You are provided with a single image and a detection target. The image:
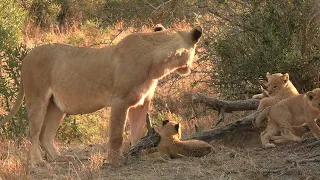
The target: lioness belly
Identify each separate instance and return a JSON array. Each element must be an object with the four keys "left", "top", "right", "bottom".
[{"left": 52, "top": 92, "right": 110, "bottom": 115}]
